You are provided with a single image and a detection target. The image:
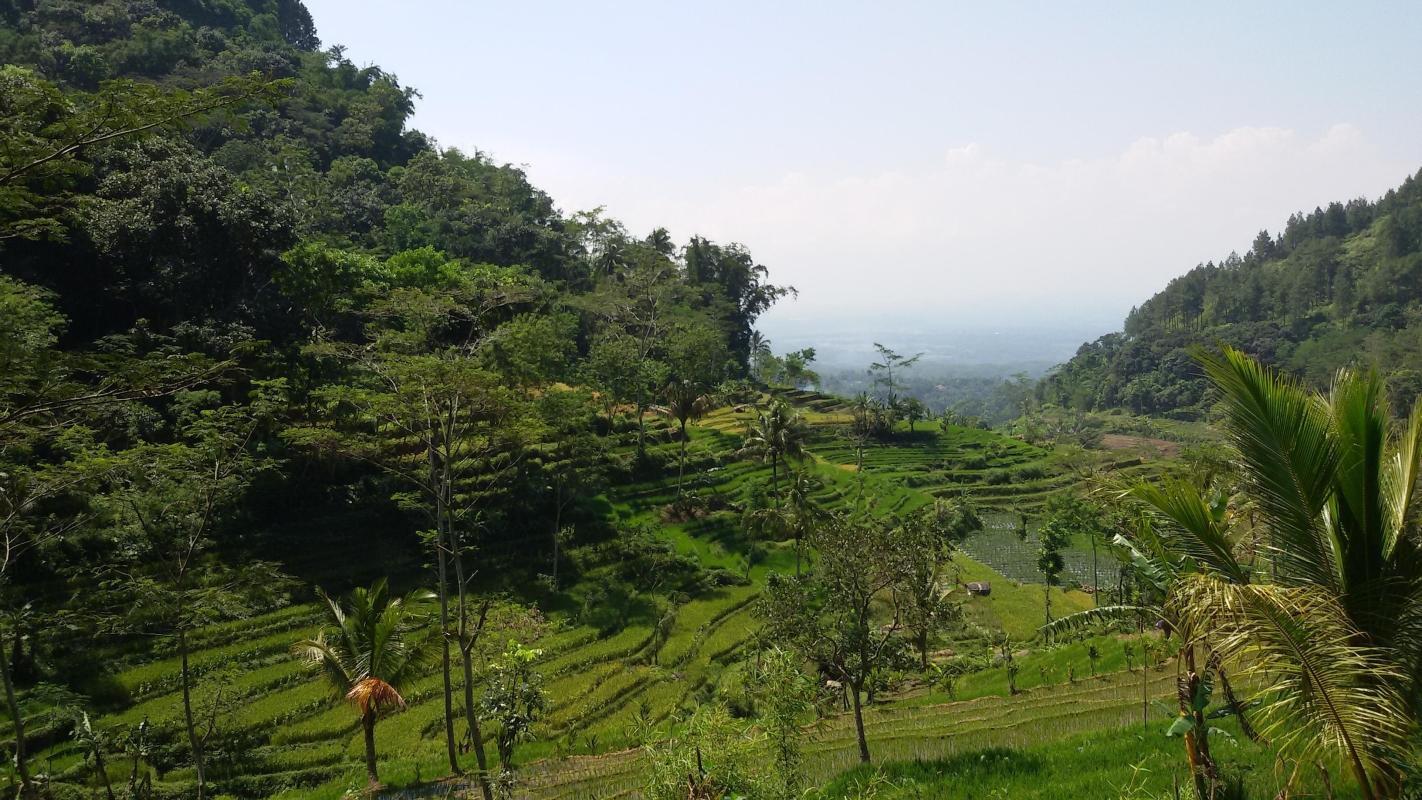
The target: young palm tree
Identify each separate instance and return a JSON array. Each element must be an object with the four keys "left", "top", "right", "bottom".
[
  {"left": 1077, "top": 348, "right": 1422, "bottom": 799},
  {"left": 1181, "top": 347, "right": 1422, "bottom": 800},
  {"left": 741, "top": 400, "right": 808, "bottom": 505},
  {"left": 1047, "top": 486, "right": 1255, "bottom": 799},
  {"left": 293, "top": 580, "right": 432, "bottom": 788},
  {"left": 745, "top": 469, "right": 826, "bottom": 575},
  {"left": 663, "top": 379, "right": 716, "bottom": 492}
]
